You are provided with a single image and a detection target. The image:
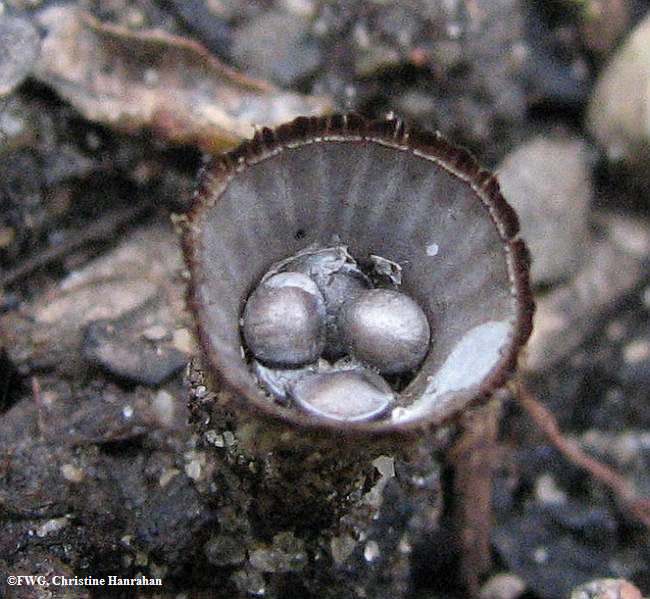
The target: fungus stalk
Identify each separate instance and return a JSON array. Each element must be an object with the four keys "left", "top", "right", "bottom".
[{"left": 182, "top": 114, "right": 534, "bottom": 596}]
